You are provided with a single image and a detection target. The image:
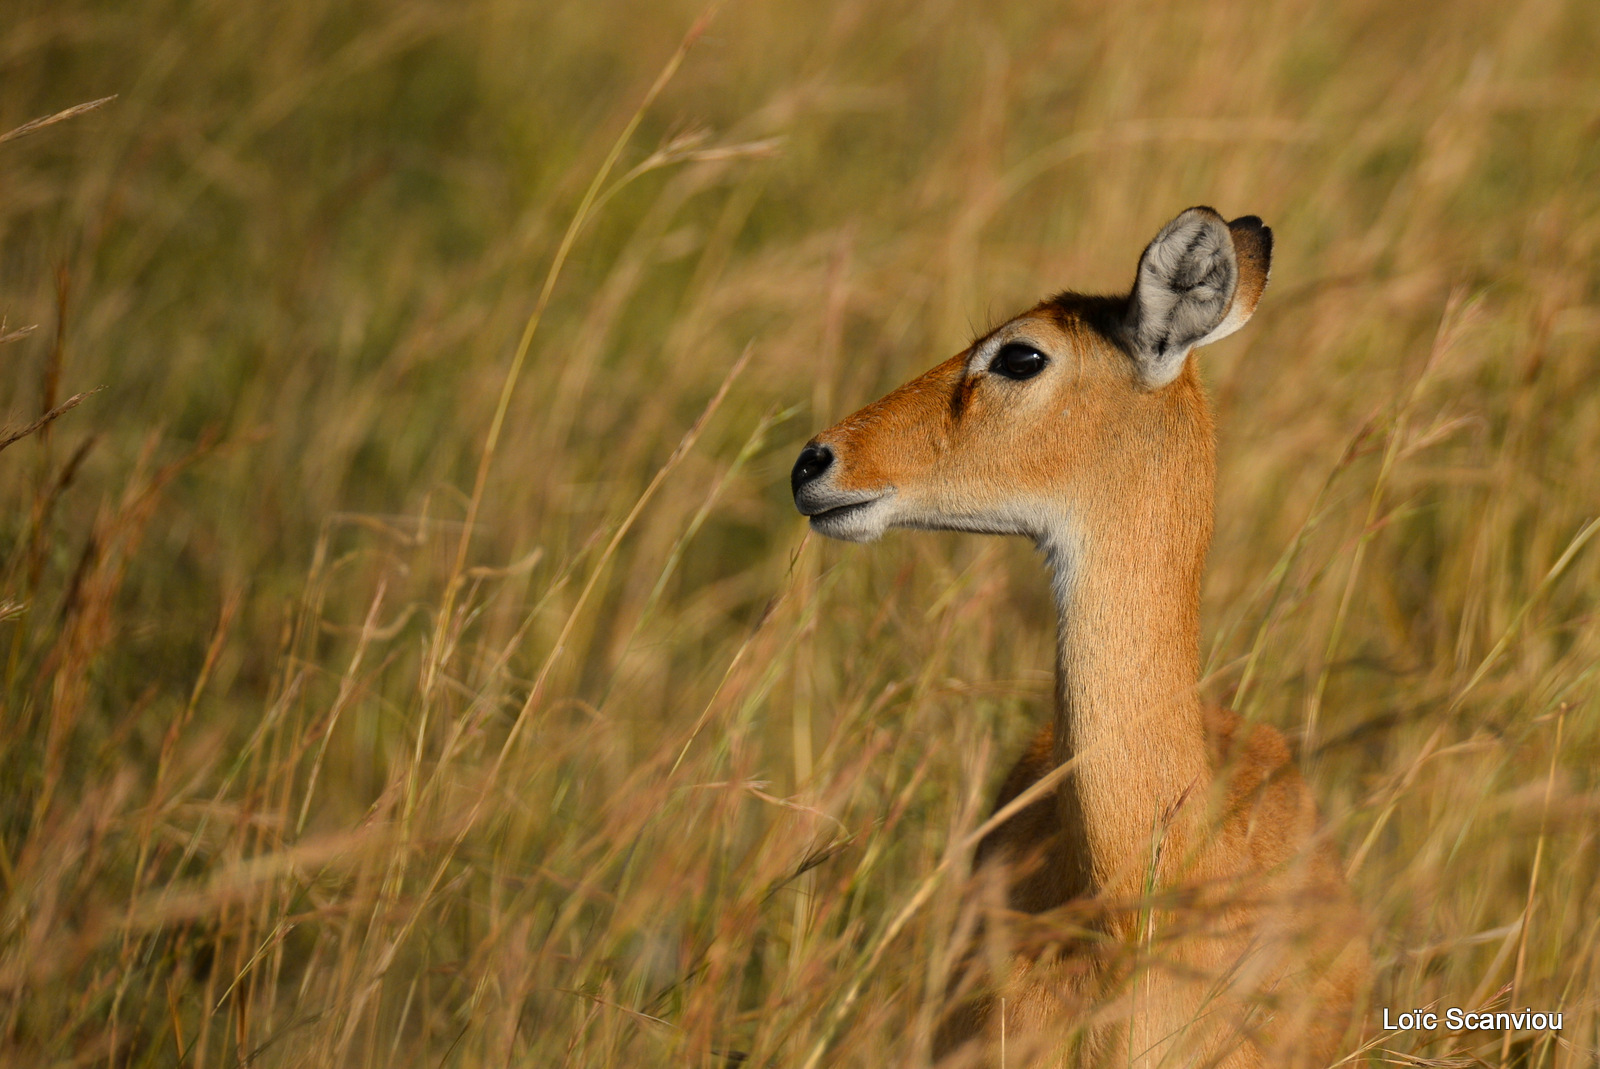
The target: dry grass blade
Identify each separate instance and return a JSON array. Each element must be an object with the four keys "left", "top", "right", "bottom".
[
  {"left": 0, "top": 322, "right": 39, "bottom": 346},
  {"left": 0, "top": 387, "right": 100, "bottom": 454},
  {"left": 0, "top": 94, "right": 116, "bottom": 146},
  {"left": 1375, "top": 1051, "right": 1478, "bottom": 1068}
]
